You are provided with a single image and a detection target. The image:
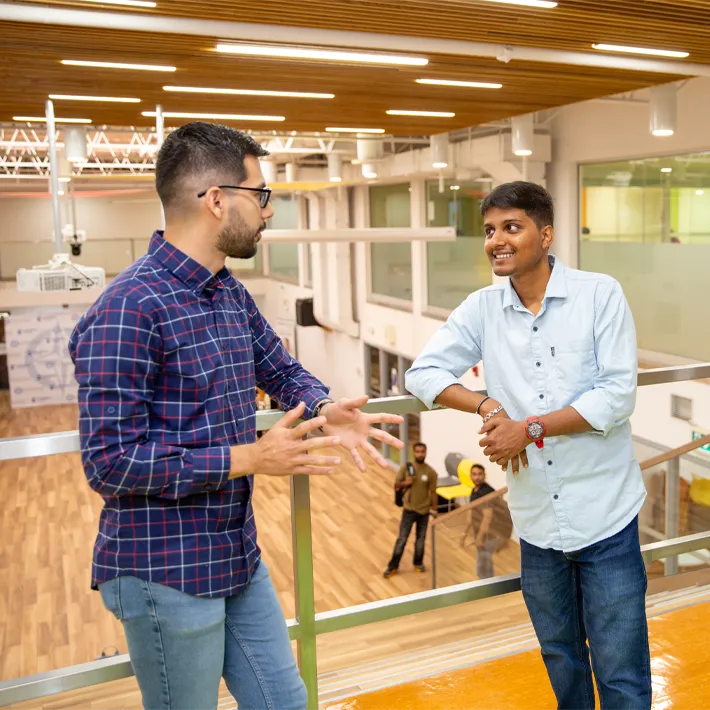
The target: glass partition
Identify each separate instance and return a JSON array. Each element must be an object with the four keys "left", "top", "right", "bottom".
[
  {"left": 268, "top": 194, "right": 299, "bottom": 283},
  {"left": 426, "top": 179, "right": 492, "bottom": 311},
  {"left": 369, "top": 184, "right": 412, "bottom": 303},
  {"left": 579, "top": 153, "right": 710, "bottom": 360}
]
